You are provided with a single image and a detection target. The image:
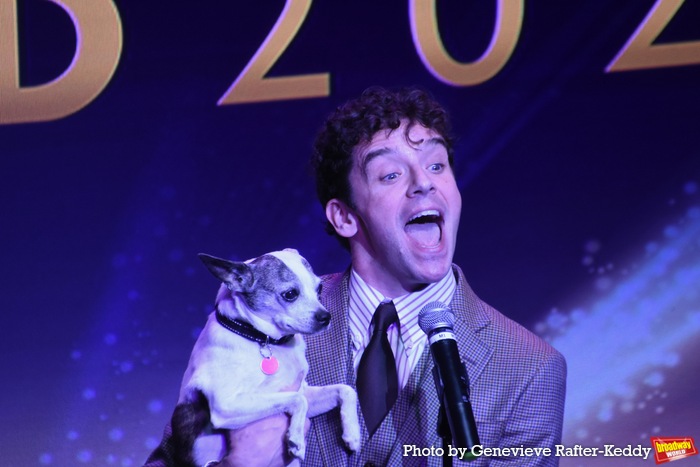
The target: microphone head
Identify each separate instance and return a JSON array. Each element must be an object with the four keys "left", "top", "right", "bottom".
[{"left": 418, "top": 302, "right": 456, "bottom": 334}]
